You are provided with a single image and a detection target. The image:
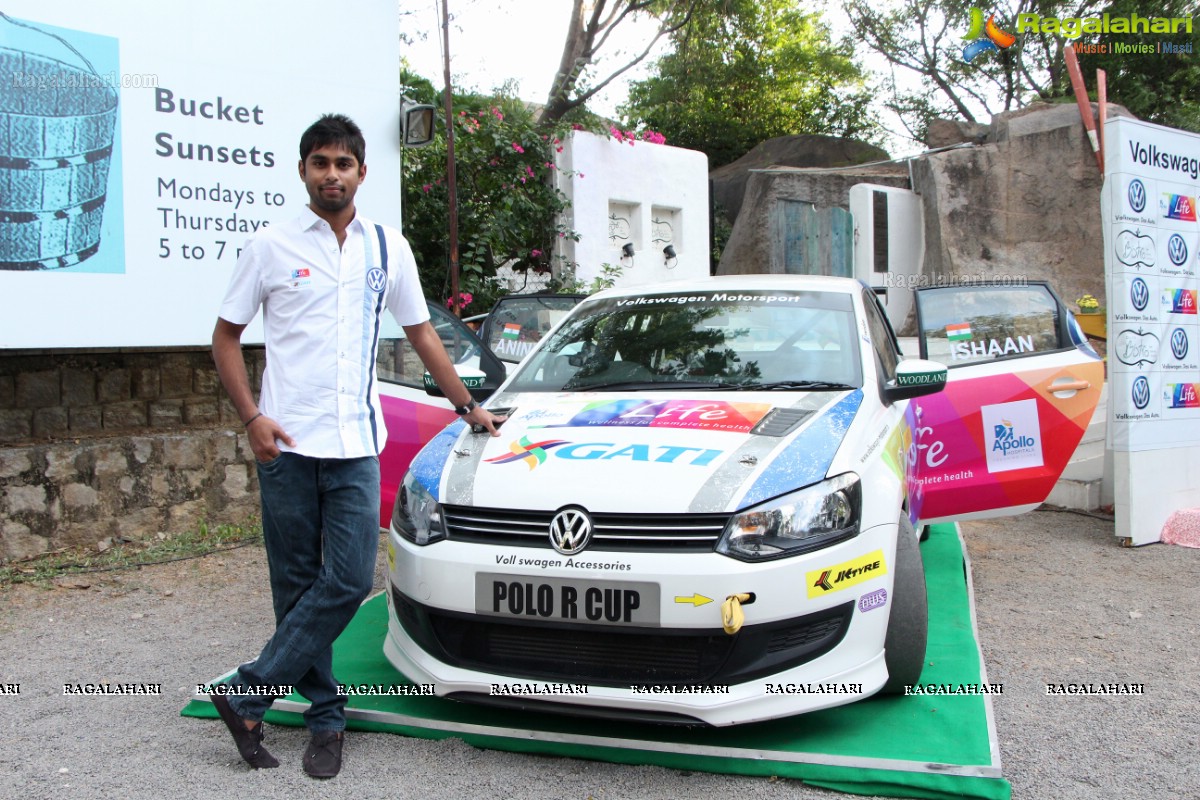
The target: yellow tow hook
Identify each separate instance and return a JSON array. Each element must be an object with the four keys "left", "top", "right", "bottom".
[{"left": 721, "top": 593, "right": 755, "bottom": 635}]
